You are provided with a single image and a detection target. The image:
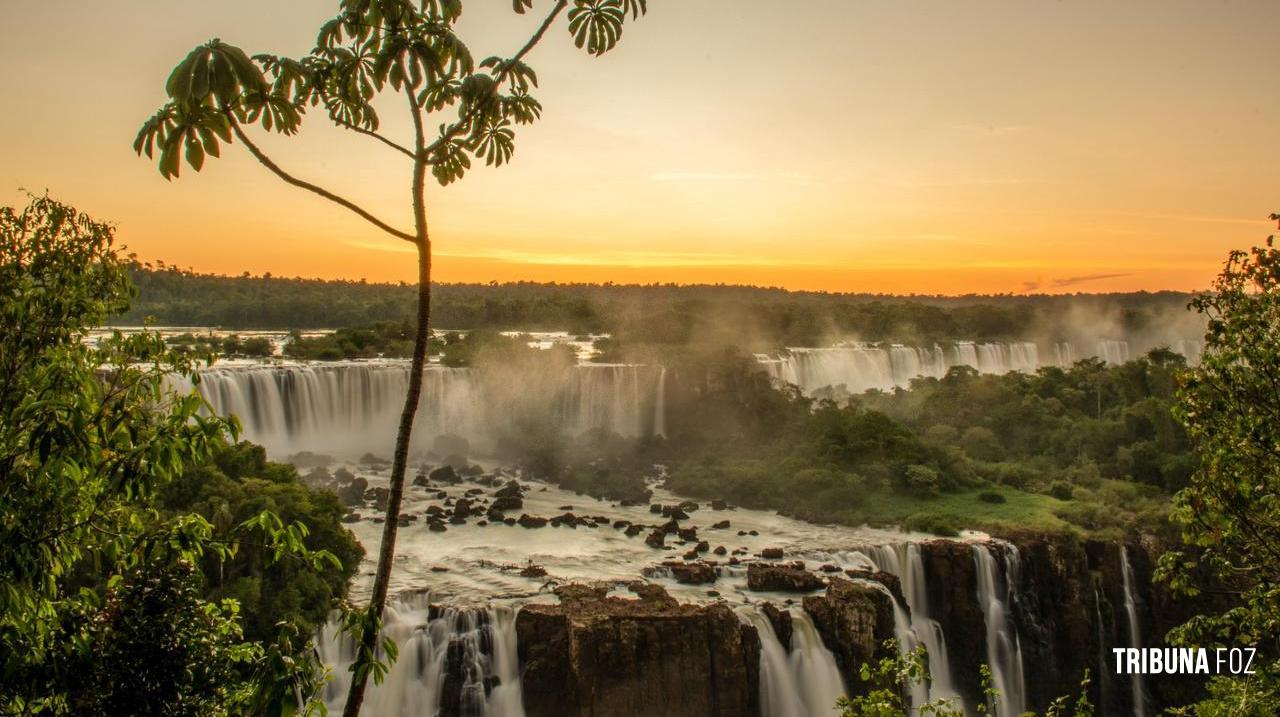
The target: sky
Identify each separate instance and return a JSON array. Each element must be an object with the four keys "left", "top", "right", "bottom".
[{"left": 2, "top": 0, "right": 1277, "bottom": 295}]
